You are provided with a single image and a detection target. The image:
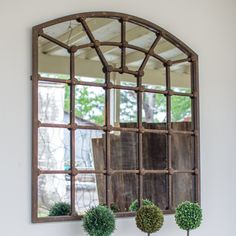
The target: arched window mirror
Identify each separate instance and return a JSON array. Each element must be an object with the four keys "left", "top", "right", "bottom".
[{"left": 32, "top": 12, "right": 200, "bottom": 223}]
